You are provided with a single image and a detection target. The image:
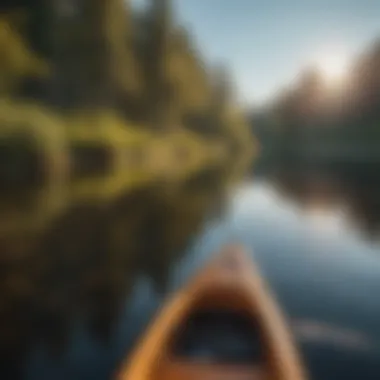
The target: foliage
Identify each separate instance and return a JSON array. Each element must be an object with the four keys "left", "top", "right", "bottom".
[
  {"left": 64, "top": 110, "right": 150, "bottom": 146},
  {"left": 0, "top": 15, "right": 48, "bottom": 95},
  {"left": 0, "top": 0, "right": 255, "bottom": 193},
  {"left": 252, "top": 38, "right": 380, "bottom": 151},
  {"left": 0, "top": 1, "right": 252, "bottom": 147},
  {"left": 0, "top": 98, "right": 65, "bottom": 152}
]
